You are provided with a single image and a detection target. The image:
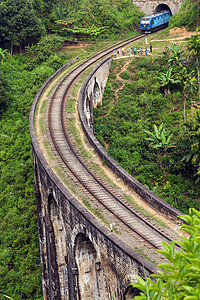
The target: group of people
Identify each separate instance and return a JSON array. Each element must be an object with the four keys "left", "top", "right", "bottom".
[
  {"left": 139, "top": 44, "right": 153, "bottom": 57},
  {"left": 113, "top": 47, "right": 132, "bottom": 58},
  {"left": 113, "top": 44, "right": 152, "bottom": 58},
  {"left": 135, "top": 44, "right": 153, "bottom": 57}
]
